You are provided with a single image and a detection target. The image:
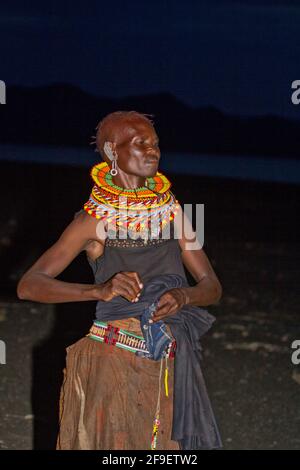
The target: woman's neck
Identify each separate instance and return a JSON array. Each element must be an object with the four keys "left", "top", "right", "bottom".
[{"left": 112, "top": 173, "right": 147, "bottom": 189}]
